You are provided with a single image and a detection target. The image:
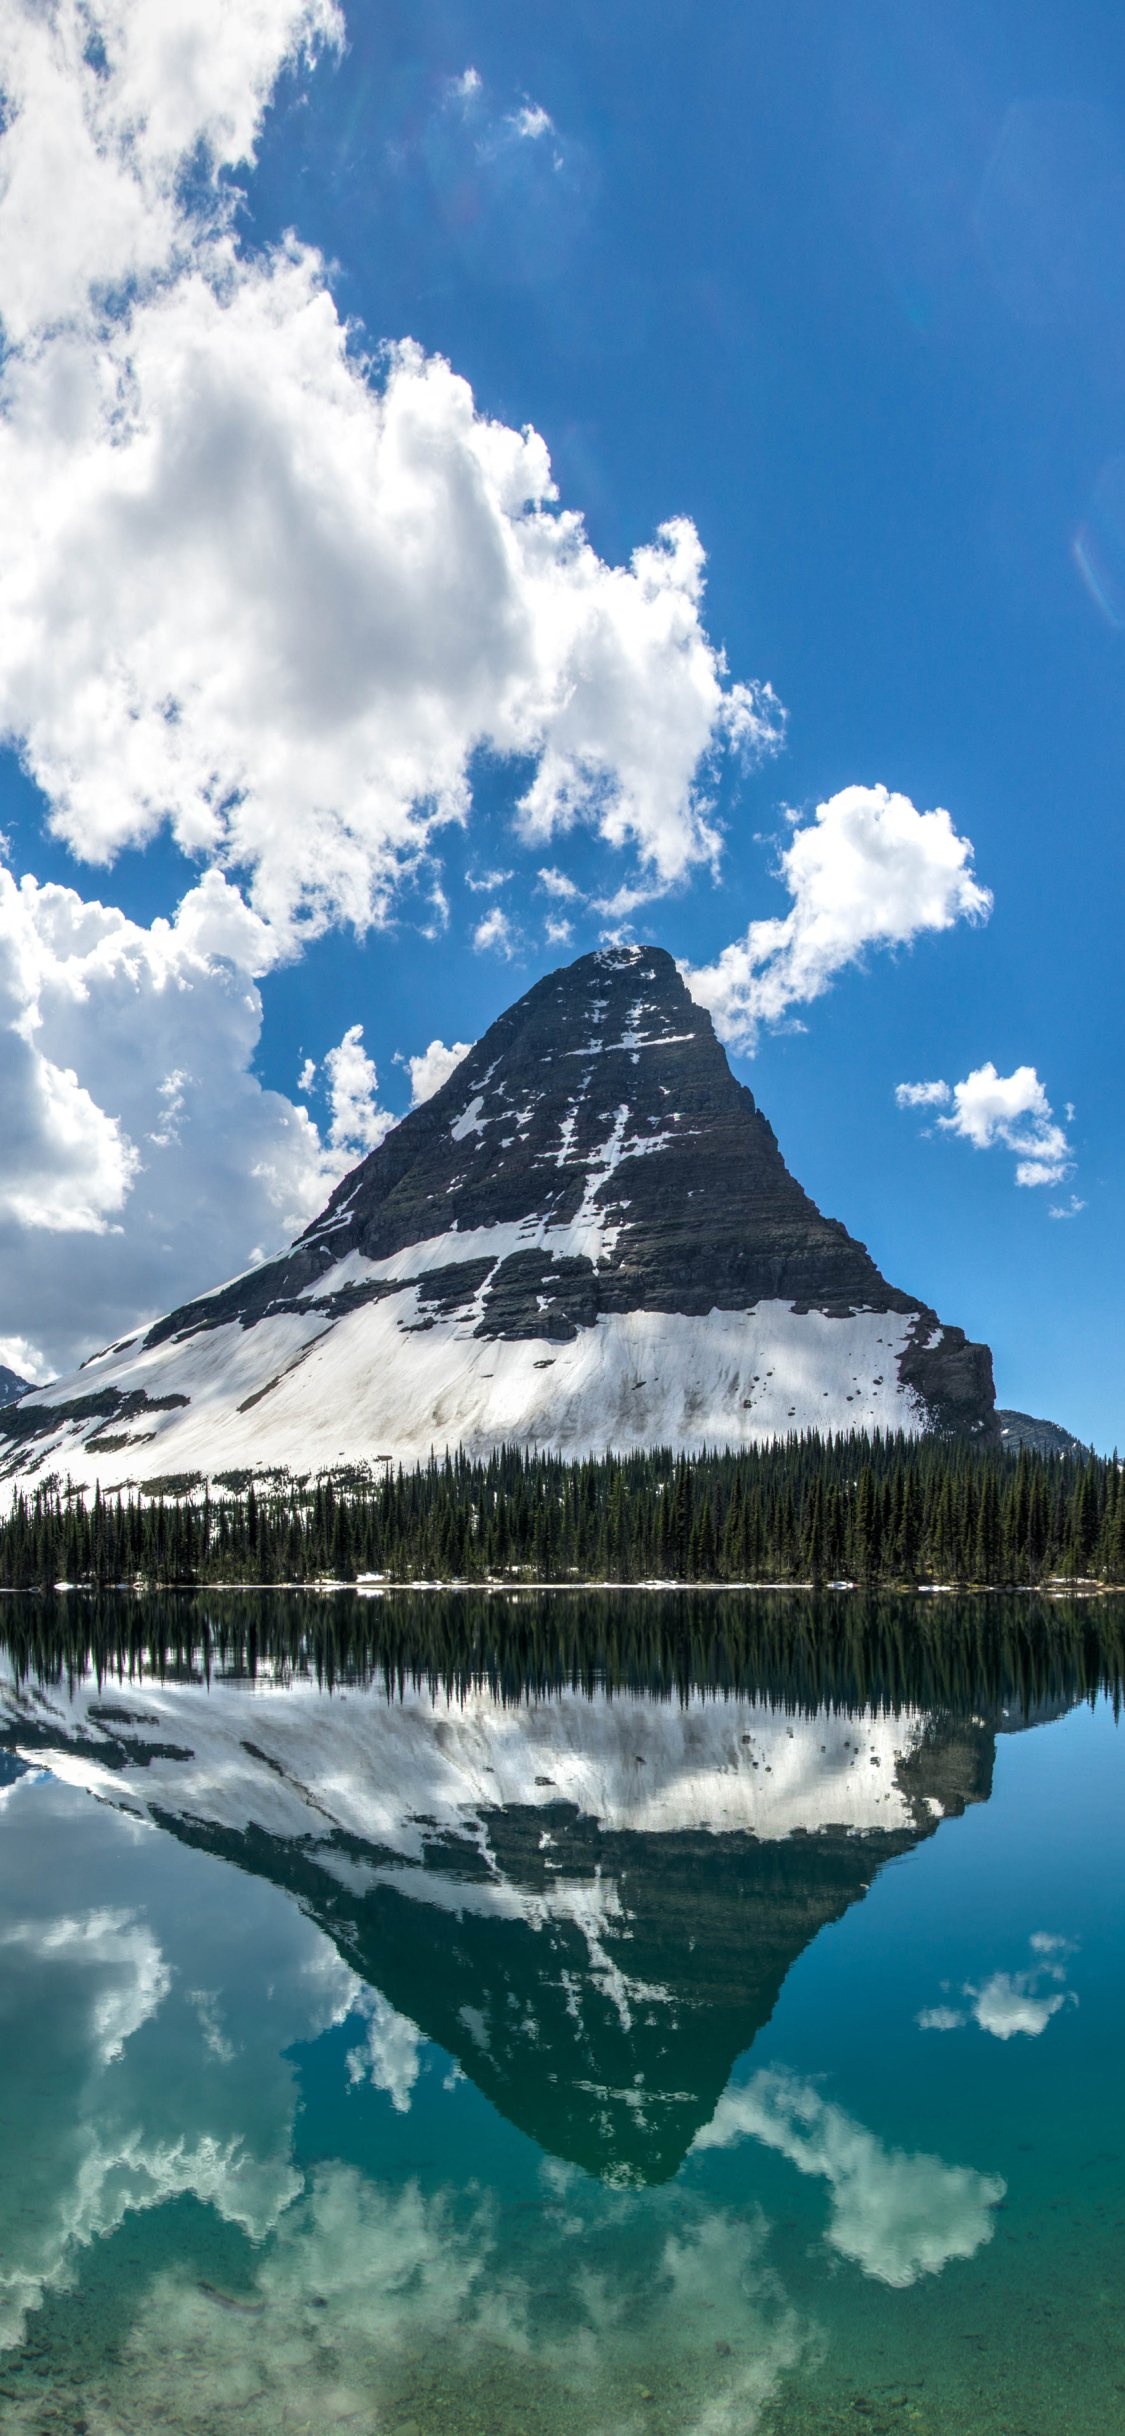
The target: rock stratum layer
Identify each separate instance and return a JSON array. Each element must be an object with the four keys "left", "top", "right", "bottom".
[{"left": 0, "top": 944, "right": 996, "bottom": 1492}]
